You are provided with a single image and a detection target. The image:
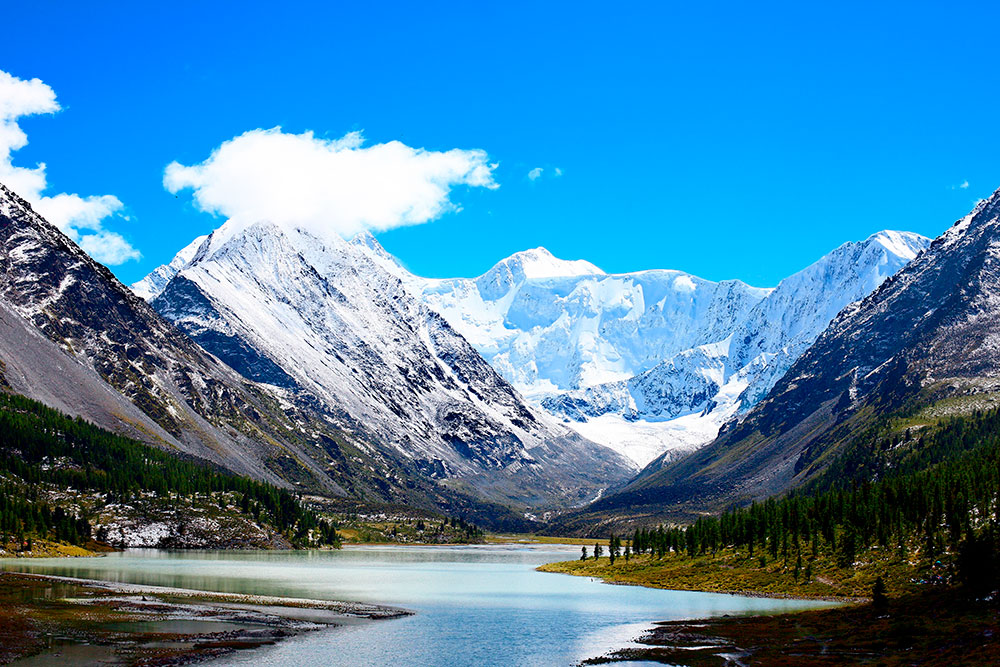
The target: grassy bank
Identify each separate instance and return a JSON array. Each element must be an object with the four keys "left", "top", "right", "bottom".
[
  {"left": 541, "top": 541, "right": 1000, "bottom": 664},
  {"left": 538, "top": 539, "right": 941, "bottom": 600},
  {"left": 0, "top": 535, "right": 113, "bottom": 558}
]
